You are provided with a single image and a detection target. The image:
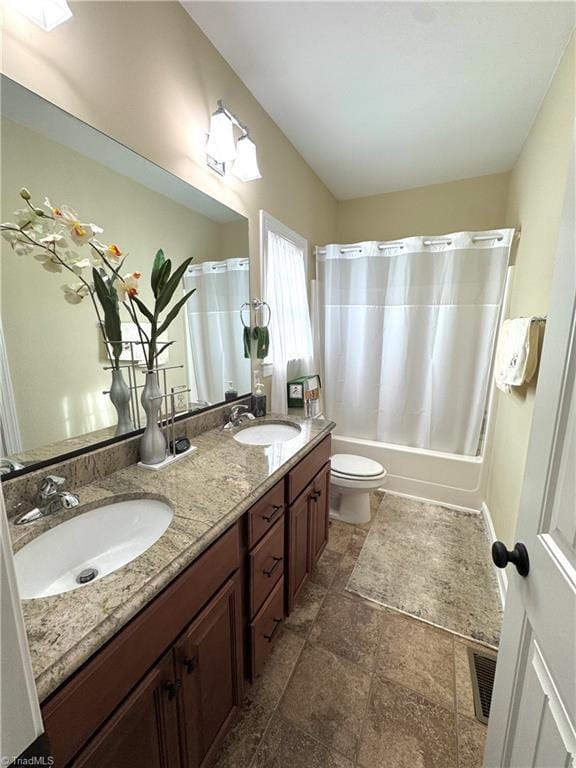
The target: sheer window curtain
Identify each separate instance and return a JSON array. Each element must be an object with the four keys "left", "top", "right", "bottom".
[
  {"left": 262, "top": 215, "right": 314, "bottom": 413},
  {"left": 317, "top": 231, "right": 513, "bottom": 455}
]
